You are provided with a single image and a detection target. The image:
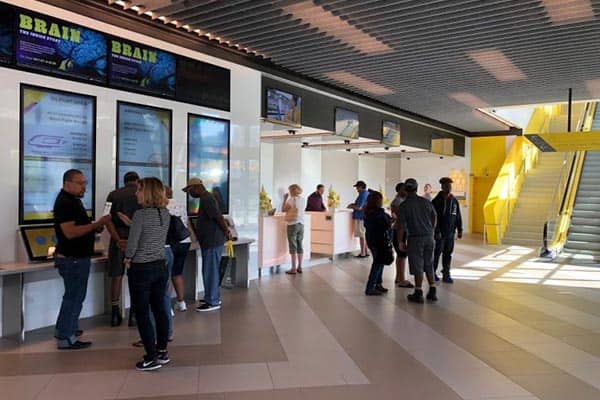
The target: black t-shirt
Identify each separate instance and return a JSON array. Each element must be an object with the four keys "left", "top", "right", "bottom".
[
  {"left": 53, "top": 189, "right": 95, "bottom": 258},
  {"left": 106, "top": 183, "right": 141, "bottom": 238},
  {"left": 195, "top": 191, "right": 226, "bottom": 250}
]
